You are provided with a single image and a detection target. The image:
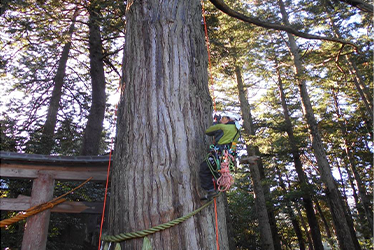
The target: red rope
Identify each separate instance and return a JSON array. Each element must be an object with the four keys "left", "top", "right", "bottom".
[
  {"left": 213, "top": 198, "right": 220, "bottom": 250},
  {"left": 201, "top": 0, "right": 217, "bottom": 112},
  {"left": 213, "top": 182, "right": 220, "bottom": 250},
  {"left": 98, "top": 105, "right": 118, "bottom": 250},
  {"left": 203, "top": 2, "right": 220, "bottom": 249}
]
